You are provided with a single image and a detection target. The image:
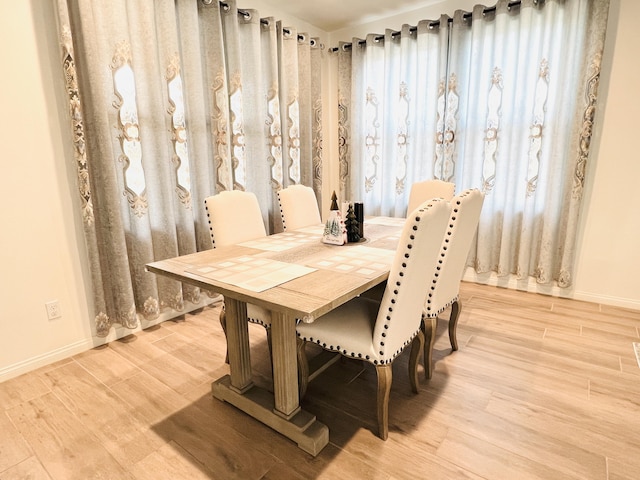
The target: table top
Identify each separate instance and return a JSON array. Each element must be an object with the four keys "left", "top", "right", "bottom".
[{"left": 146, "top": 217, "right": 404, "bottom": 322}]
